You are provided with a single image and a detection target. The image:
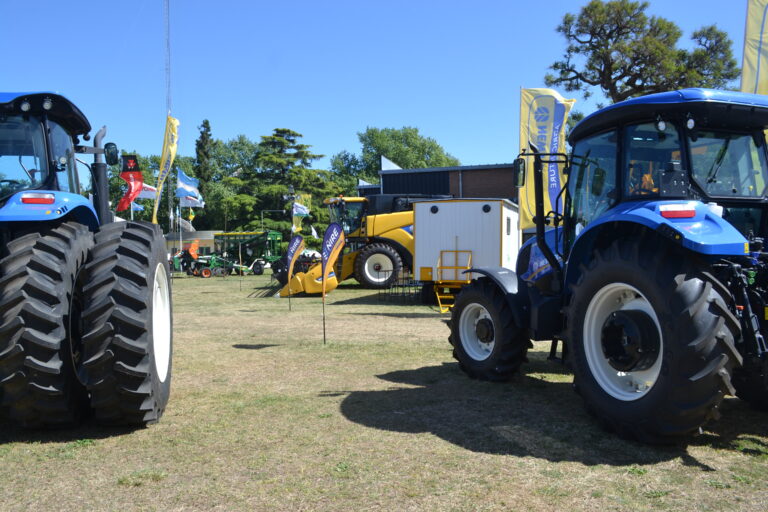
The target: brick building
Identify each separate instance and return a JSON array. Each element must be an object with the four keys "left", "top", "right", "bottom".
[{"left": 363, "top": 163, "right": 518, "bottom": 203}]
